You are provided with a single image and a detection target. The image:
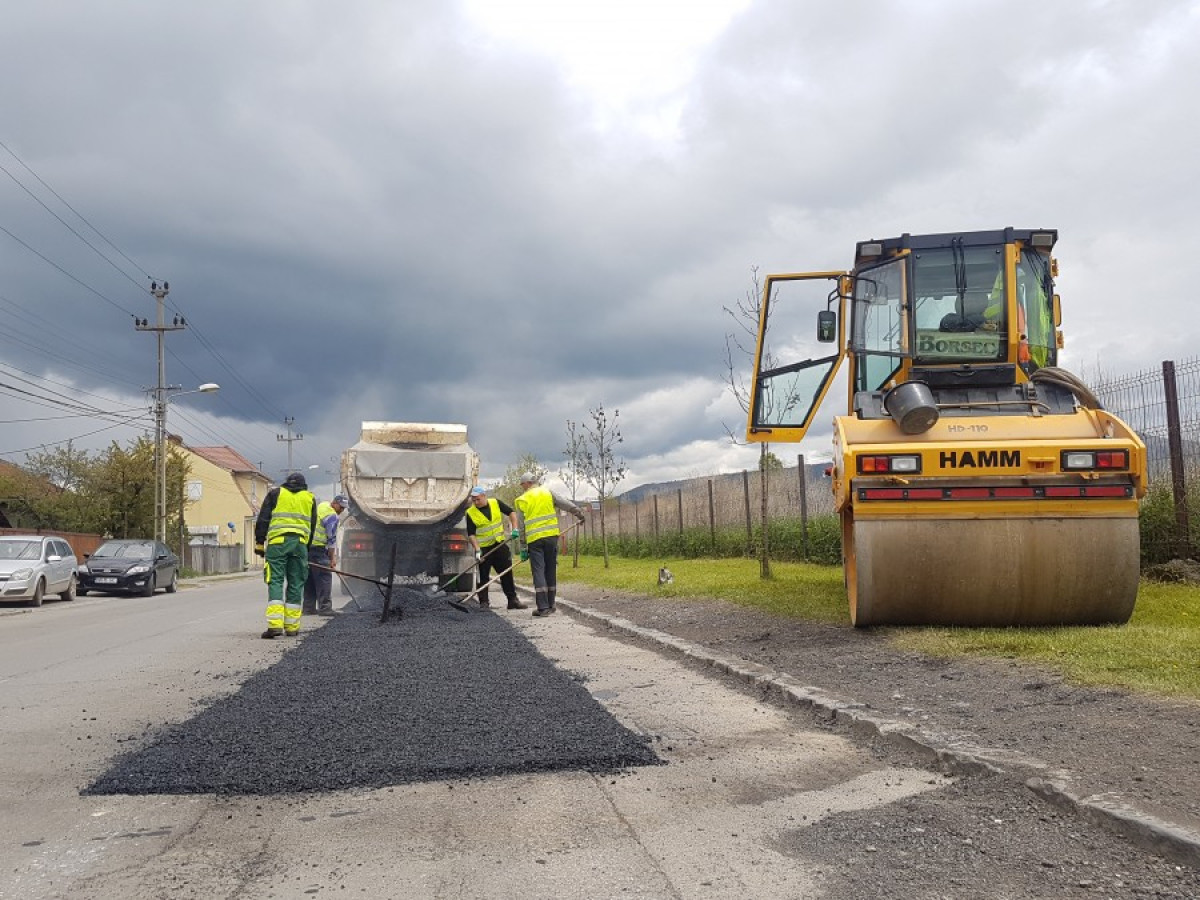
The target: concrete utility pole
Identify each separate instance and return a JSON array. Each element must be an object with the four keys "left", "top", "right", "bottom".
[
  {"left": 135, "top": 281, "right": 185, "bottom": 547},
  {"left": 277, "top": 417, "right": 303, "bottom": 473}
]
